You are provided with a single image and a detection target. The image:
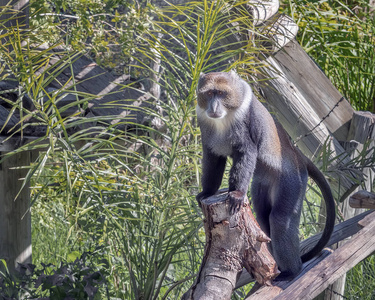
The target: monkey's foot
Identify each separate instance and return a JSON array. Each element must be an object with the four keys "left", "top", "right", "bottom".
[
  {"left": 228, "top": 190, "right": 245, "bottom": 214},
  {"left": 273, "top": 269, "right": 301, "bottom": 282}
]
